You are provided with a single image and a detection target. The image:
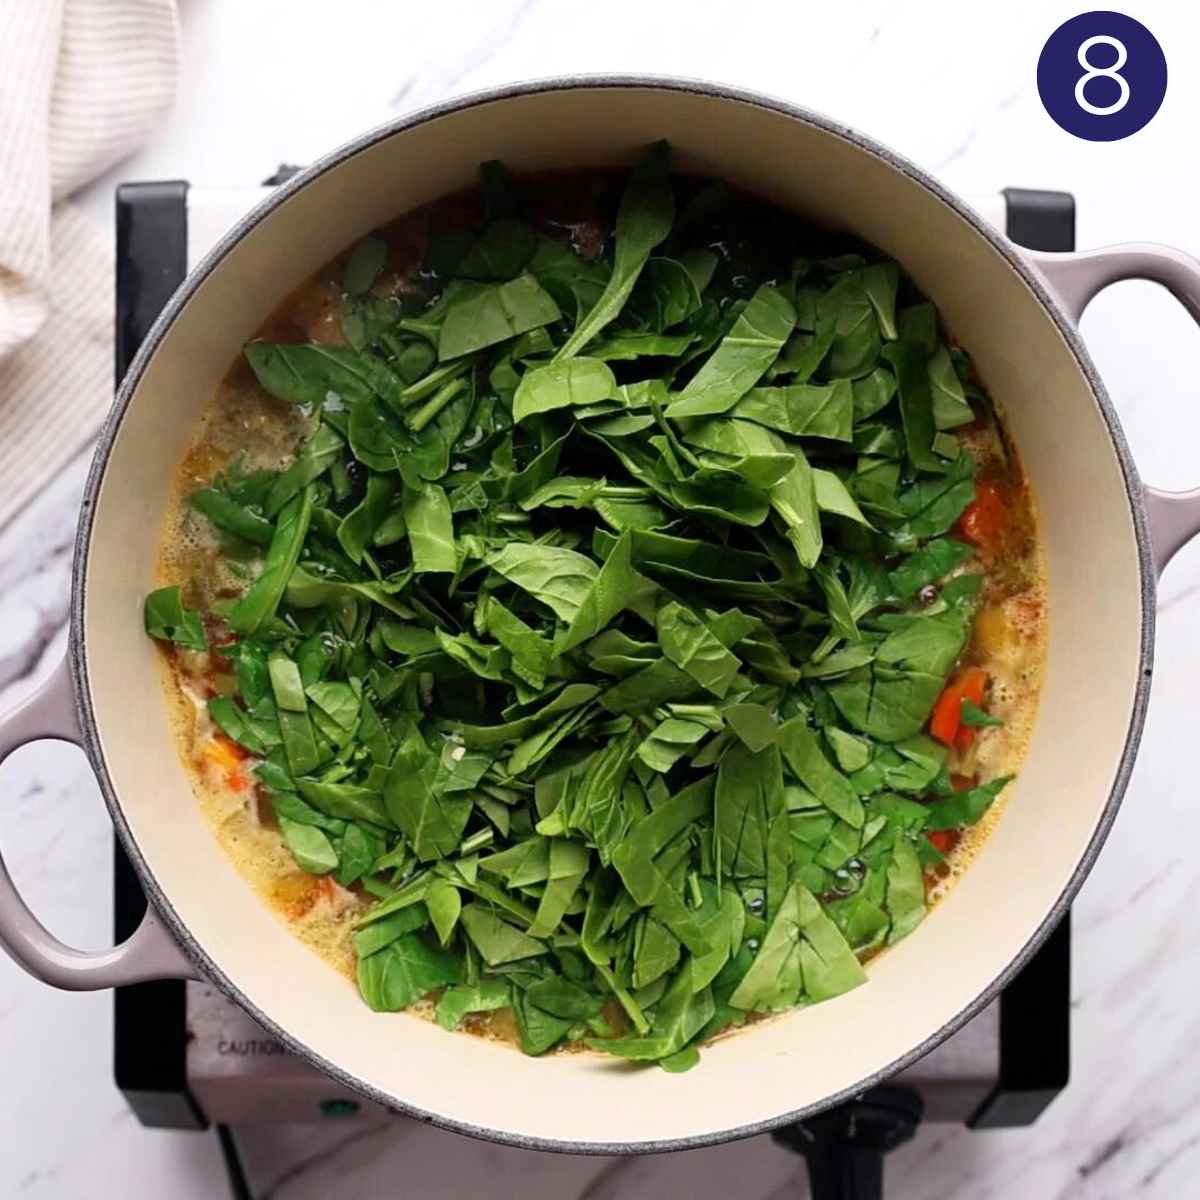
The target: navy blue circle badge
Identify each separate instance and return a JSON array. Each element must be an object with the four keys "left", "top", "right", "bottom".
[{"left": 1037, "top": 11, "right": 1167, "bottom": 141}]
